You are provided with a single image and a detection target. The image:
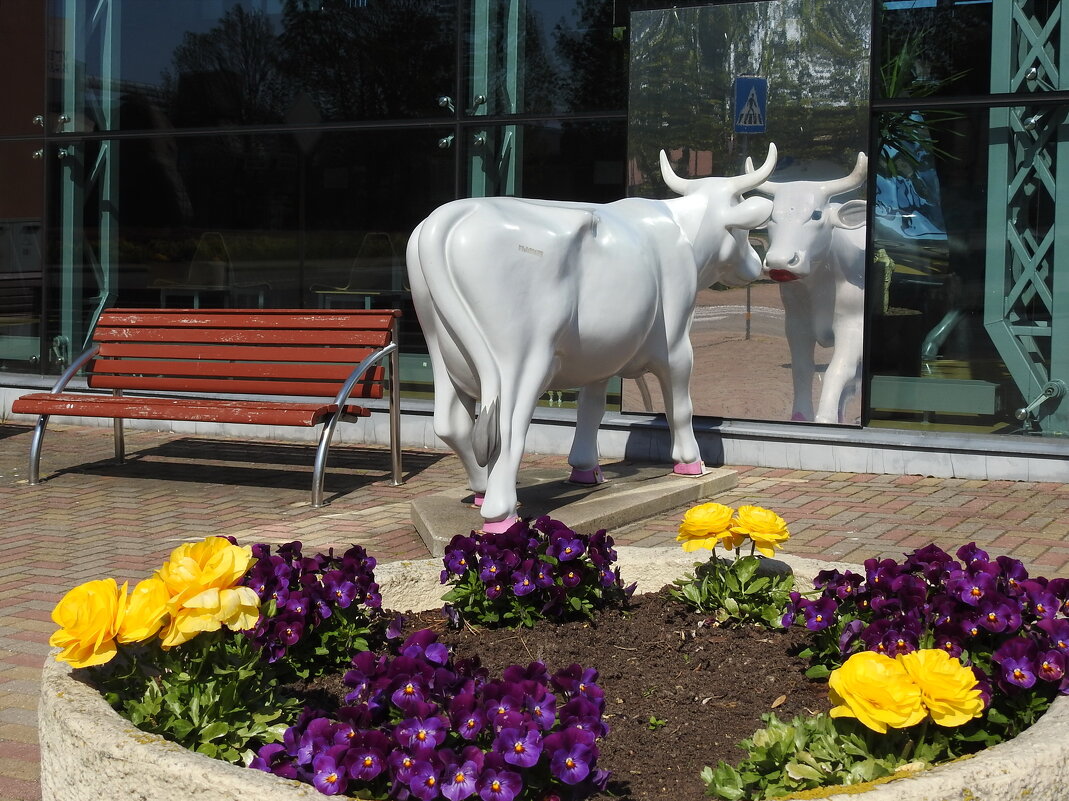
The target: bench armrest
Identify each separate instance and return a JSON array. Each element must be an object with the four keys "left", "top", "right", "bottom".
[
  {"left": 332, "top": 341, "right": 399, "bottom": 409},
  {"left": 48, "top": 345, "right": 101, "bottom": 393}
]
